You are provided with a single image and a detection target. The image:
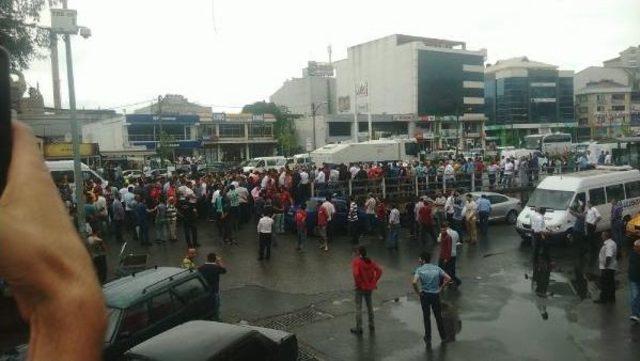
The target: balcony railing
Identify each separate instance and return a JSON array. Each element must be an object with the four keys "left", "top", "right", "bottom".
[{"left": 129, "top": 134, "right": 188, "bottom": 142}]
